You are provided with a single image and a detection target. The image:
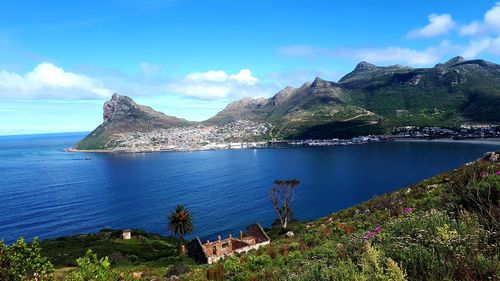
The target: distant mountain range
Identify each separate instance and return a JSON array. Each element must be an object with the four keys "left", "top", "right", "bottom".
[{"left": 75, "top": 56, "right": 500, "bottom": 150}]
